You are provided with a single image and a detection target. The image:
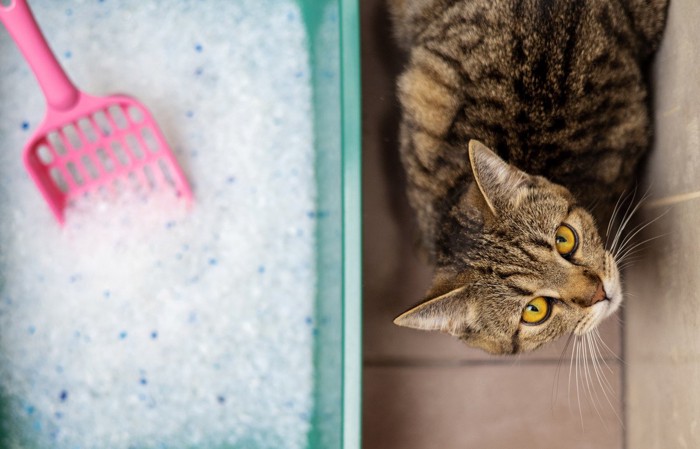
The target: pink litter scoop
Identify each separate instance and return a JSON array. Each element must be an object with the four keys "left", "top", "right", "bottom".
[{"left": 0, "top": 0, "right": 192, "bottom": 224}]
